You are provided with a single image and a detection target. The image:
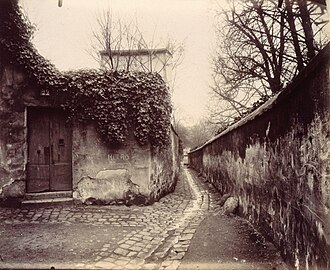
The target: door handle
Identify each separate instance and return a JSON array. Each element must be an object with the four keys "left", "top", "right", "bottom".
[{"left": 59, "top": 138, "right": 65, "bottom": 147}]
